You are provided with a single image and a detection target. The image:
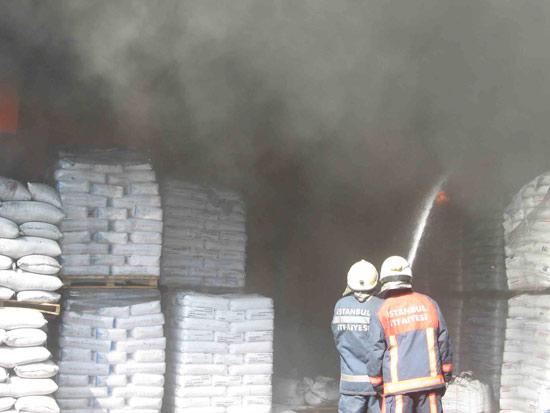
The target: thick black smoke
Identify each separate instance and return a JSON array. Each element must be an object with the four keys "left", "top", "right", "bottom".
[{"left": 2, "top": 0, "right": 550, "bottom": 376}]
